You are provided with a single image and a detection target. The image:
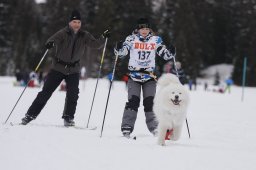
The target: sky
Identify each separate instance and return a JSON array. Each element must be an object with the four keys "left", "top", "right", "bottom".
[{"left": 0, "top": 71, "right": 255, "bottom": 170}]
